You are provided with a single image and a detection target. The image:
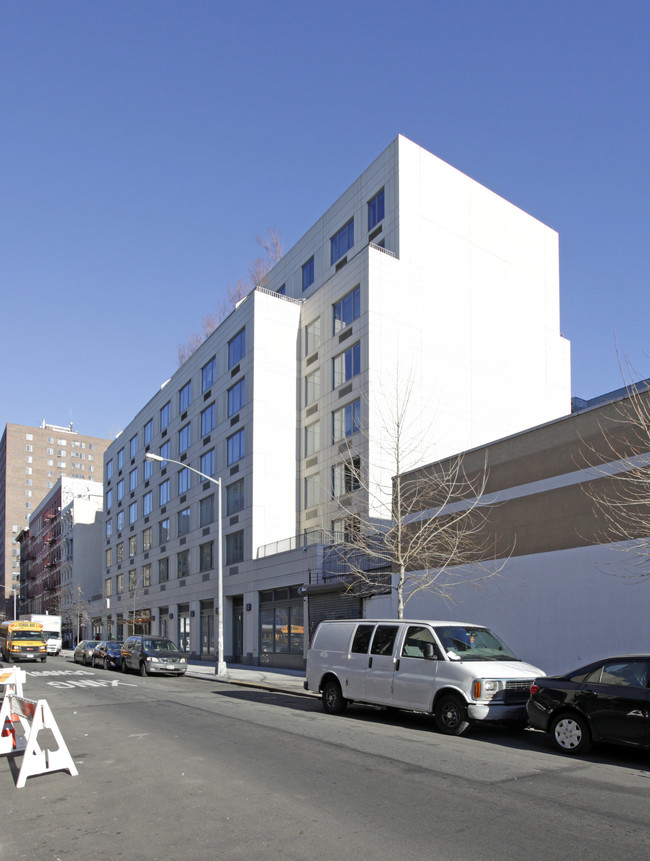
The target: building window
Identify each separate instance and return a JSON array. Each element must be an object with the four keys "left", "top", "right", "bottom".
[
  {"left": 227, "top": 378, "right": 245, "bottom": 417},
  {"left": 332, "top": 515, "right": 360, "bottom": 543},
  {"left": 144, "top": 418, "right": 154, "bottom": 446},
  {"left": 116, "top": 573, "right": 124, "bottom": 594},
  {"left": 228, "top": 328, "right": 246, "bottom": 369},
  {"left": 200, "top": 494, "right": 214, "bottom": 527},
  {"left": 159, "top": 558, "right": 169, "bottom": 584},
  {"left": 332, "top": 399, "right": 361, "bottom": 442},
  {"left": 202, "top": 356, "right": 216, "bottom": 393},
  {"left": 227, "top": 428, "right": 245, "bottom": 465},
  {"left": 105, "top": 548, "right": 113, "bottom": 568},
  {"left": 117, "top": 542, "right": 124, "bottom": 564},
  {"left": 179, "top": 381, "right": 192, "bottom": 413},
  {"left": 304, "top": 474, "right": 321, "bottom": 509},
  {"left": 304, "top": 421, "right": 320, "bottom": 457},
  {"left": 226, "top": 479, "right": 244, "bottom": 516},
  {"left": 179, "top": 423, "right": 191, "bottom": 454},
  {"left": 130, "top": 434, "right": 138, "bottom": 460},
  {"left": 332, "top": 457, "right": 361, "bottom": 497},
  {"left": 333, "top": 285, "right": 360, "bottom": 334},
  {"left": 105, "top": 577, "right": 113, "bottom": 597},
  {"left": 159, "top": 518, "right": 170, "bottom": 544},
  {"left": 277, "top": 284, "right": 286, "bottom": 295},
  {"left": 177, "top": 549, "right": 190, "bottom": 578},
  {"left": 142, "top": 563, "right": 151, "bottom": 587},
  {"left": 332, "top": 342, "right": 361, "bottom": 388},
  {"left": 129, "top": 467, "right": 138, "bottom": 492},
  {"left": 330, "top": 218, "right": 354, "bottom": 265},
  {"left": 117, "top": 479, "right": 125, "bottom": 502},
  {"left": 305, "top": 317, "right": 321, "bottom": 355},
  {"left": 178, "top": 507, "right": 191, "bottom": 537},
  {"left": 143, "top": 526, "right": 152, "bottom": 552},
  {"left": 159, "top": 479, "right": 170, "bottom": 507},
  {"left": 143, "top": 492, "right": 153, "bottom": 516},
  {"left": 199, "top": 542, "right": 213, "bottom": 572},
  {"left": 259, "top": 589, "right": 304, "bottom": 657},
  {"left": 200, "top": 449, "right": 215, "bottom": 478},
  {"left": 225, "top": 531, "right": 244, "bottom": 565},
  {"left": 159, "top": 440, "right": 170, "bottom": 466},
  {"left": 305, "top": 369, "right": 320, "bottom": 406},
  {"left": 368, "top": 187, "right": 385, "bottom": 232},
  {"left": 117, "top": 511, "right": 125, "bottom": 532},
  {"left": 106, "top": 519, "right": 113, "bottom": 539},
  {"left": 144, "top": 458, "right": 153, "bottom": 480},
  {"left": 302, "top": 256, "right": 314, "bottom": 291},
  {"left": 201, "top": 404, "right": 215, "bottom": 437},
  {"left": 129, "top": 535, "right": 137, "bottom": 557},
  {"left": 160, "top": 401, "right": 171, "bottom": 431},
  {"left": 129, "top": 501, "right": 138, "bottom": 525},
  {"left": 106, "top": 459, "right": 113, "bottom": 481},
  {"left": 118, "top": 448, "right": 125, "bottom": 471},
  {"left": 178, "top": 467, "right": 191, "bottom": 495}
]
